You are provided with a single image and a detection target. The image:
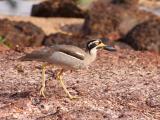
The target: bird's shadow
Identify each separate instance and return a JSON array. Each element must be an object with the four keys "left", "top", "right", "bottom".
[{"left": 0, "top": 91, "right": 31, "bottom": 100}]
